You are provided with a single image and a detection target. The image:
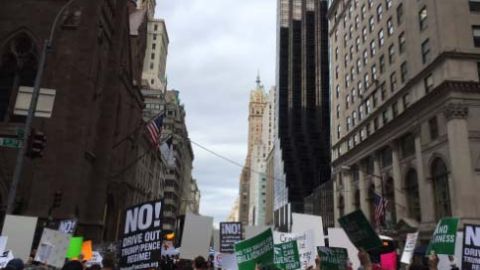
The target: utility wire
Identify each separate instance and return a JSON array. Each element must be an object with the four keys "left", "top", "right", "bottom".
[{"left": 188, "top": 138, "right": 405, "bottom": 197}]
